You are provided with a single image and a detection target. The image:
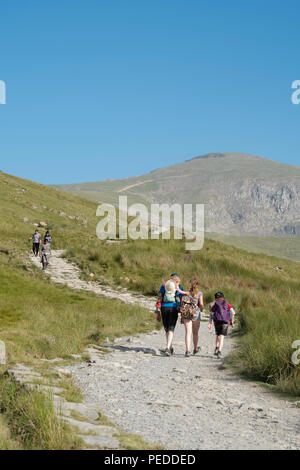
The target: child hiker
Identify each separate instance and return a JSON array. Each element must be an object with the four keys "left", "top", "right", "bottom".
[
  {"left": 208, "top": 292, "right": 236, "bottom": 358},
  {"left": 40, "top": 239, "right": 51, "bottom": 271}
]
